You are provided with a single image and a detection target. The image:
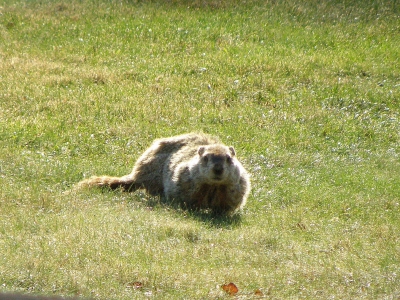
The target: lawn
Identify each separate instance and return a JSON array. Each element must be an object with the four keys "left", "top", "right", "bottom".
[{"left": 0, "top": 0, "right": 399, "bottom": 298}]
